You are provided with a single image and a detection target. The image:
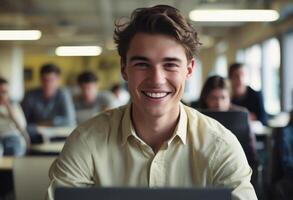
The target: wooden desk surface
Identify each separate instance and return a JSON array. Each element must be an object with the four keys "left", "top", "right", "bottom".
[
  {"left": 37, "top": 126, "right": 75, "bottom": 139},
  {"left": 30, "top": 142, "right": 65, "bottom": 153},
  {"left": 0, "top": 156, "right": 14, "bottom": 170}
]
